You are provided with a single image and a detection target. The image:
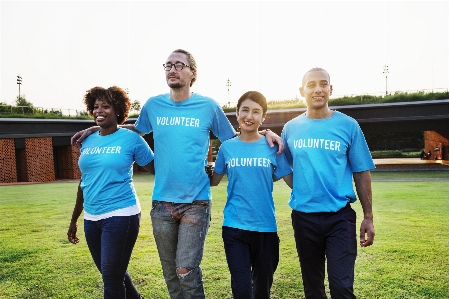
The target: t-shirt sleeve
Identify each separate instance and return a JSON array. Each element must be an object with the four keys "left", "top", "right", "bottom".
[
  {"left": 348, "top": 122, "right": 375, "bottom": 172},
  {"left": 210, "top": 102, "right": 236, "bottom": 142},
  {"left": 134, "top": 99, "right": 152, "bottom": 134},
  {"left": 134, "top": 134, "right": 154, "bottom": 166},
  {"left": 281, "top": 127, "right": 293, "bottom": 167},
  {"left": 214, "top": 146, "right": 226, "bottom": 175},
  {"left": 274, "top": 151, "right": 293, "bottom": 179}
]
